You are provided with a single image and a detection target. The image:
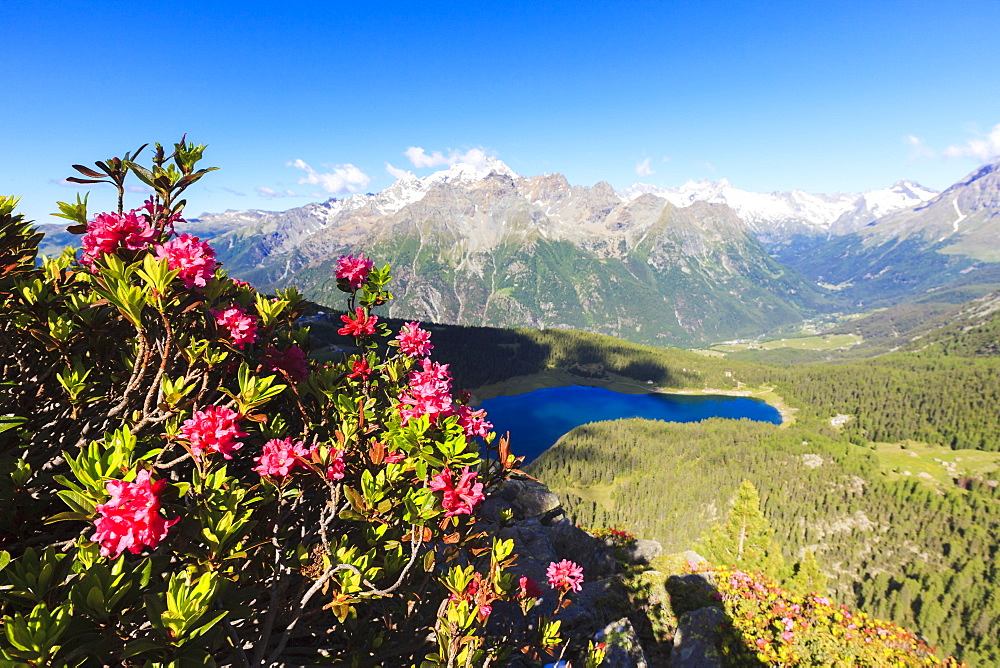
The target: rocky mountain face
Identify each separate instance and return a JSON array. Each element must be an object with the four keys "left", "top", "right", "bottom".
[
  {"left": 773, "top": 160, "right": 1000, "bottom": 307},
  {"left": 182, "top": 162, "right": 836, "bottom": 346}
]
